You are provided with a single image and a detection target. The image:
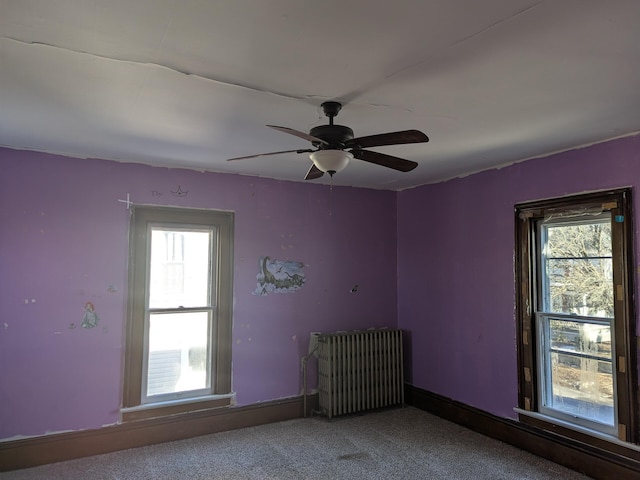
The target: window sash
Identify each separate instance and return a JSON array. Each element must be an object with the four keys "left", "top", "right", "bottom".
[
  {"left": 147, "top": 225, "right": 216, "bottom": 310},
  {"left": 141, "top": 223, "right": 218, "bottom": 402},
  {"left": 535, "top": 212, "right": 618, "bottom": 436},
  {"left": 141, "top": 308, "right": 215, "bottom": 404},
  {"left": 538, "top": 214, "right": 613, "bottom": 319},
  {"left": 536, "top": 312, "right": 618, "bottom": 435}
]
